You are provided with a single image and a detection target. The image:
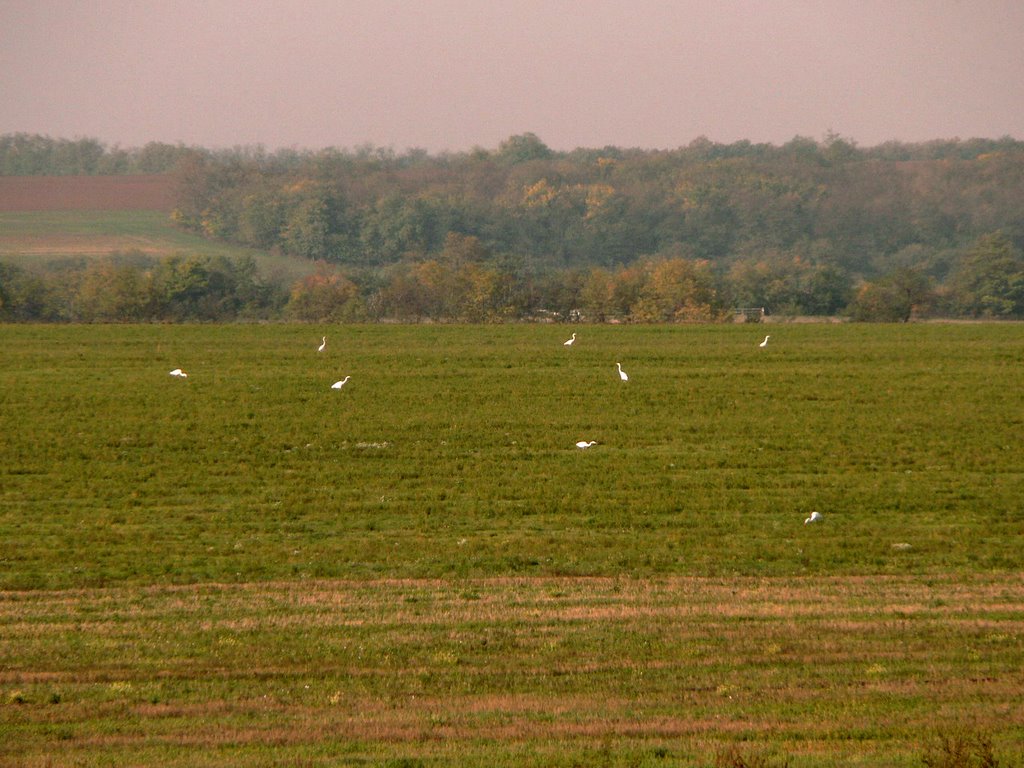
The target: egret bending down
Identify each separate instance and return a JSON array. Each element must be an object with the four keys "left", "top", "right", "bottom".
[
  {"left": 169, "top": 368, "right": 187, "bottom": 378},
  {"left": 804, "top": 511, "right": 822, "bottom": 524},
  {"left": 331, "top": 376, "right": 350, "bottom": 389},
  {"left": 318, "top": 336, "right": 327, "bottom": 352},
  {"left": 575, "top": 440, "right": 597, "bottom": 449},
  {"left": 563, "top": 333, "right": 576, "bottom": 346},
  {"left": 759, "top": 335, "right": 770, "bottom": 348},
  {"left": 616, "top": 362, "right": 629, "bottom": 381}
]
